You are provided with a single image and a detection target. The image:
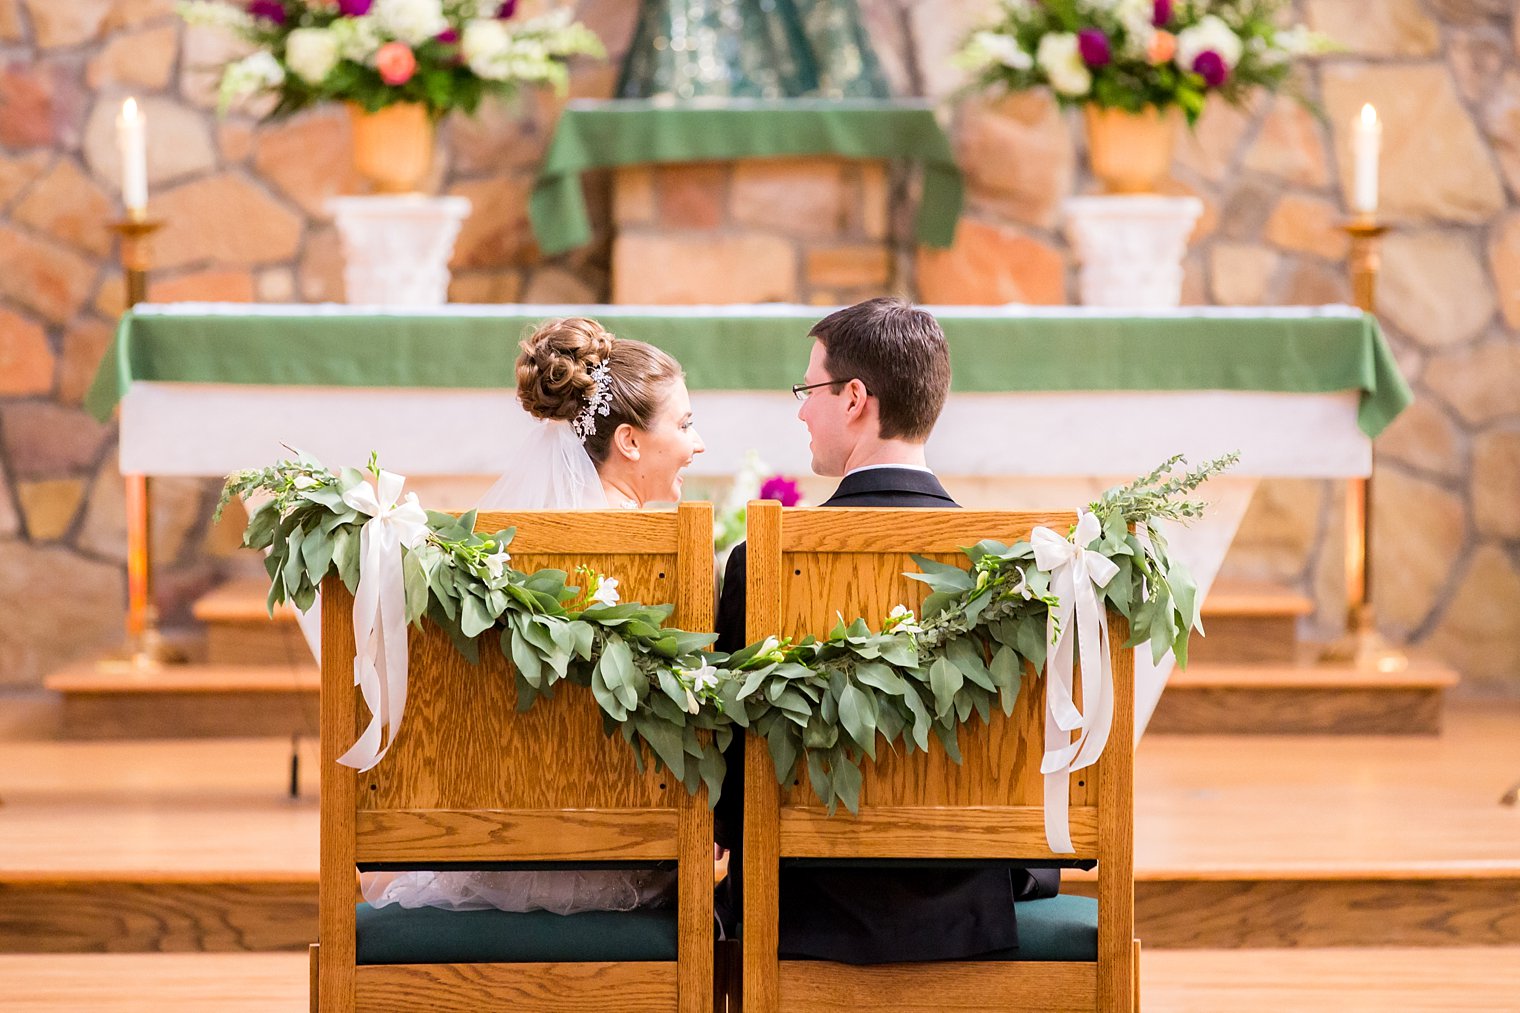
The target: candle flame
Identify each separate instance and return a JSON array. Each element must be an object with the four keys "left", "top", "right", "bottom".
[
  {"left": 1360, "top": 103, "right": 1377, "bottom": 127},
  {"left": 122, "top": 97, "right": 140, "bottom": 121}
]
